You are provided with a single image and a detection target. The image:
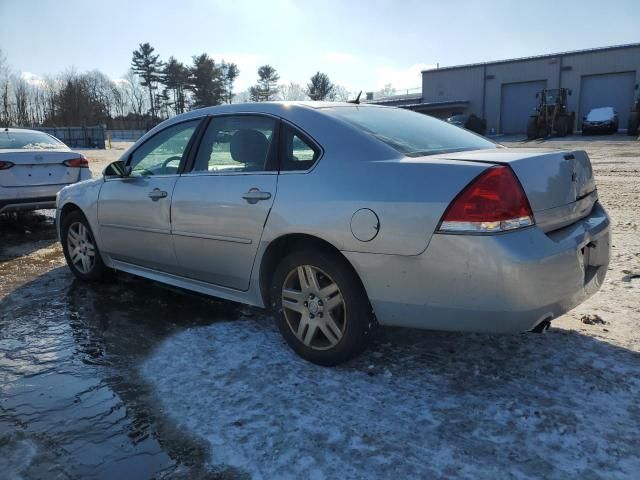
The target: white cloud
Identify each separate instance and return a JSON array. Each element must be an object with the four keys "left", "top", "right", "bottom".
[
  {"left": 210, "top": 53, "right": 266, "bottom": 90},
  {"left": 323, "top": 51, "right": 357, "bottom": 64},
  {"left": 111, "top": 77, "right": 130, "bottom": 87},
  {"left": 373, "top": 63, "right": 435, "bottom": 91},
  {"left": 20, "top": 71, "right": 45, "bottom": 87}
]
